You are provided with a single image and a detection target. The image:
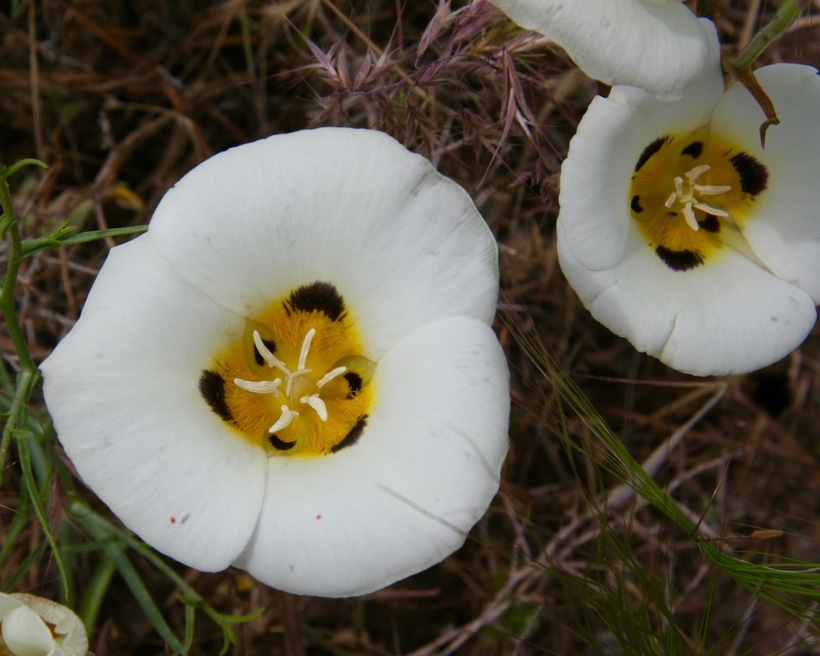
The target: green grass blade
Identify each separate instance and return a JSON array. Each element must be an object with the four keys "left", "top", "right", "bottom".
[{"left": 73, "top": 506, "right": 185, "bottom": 653}]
